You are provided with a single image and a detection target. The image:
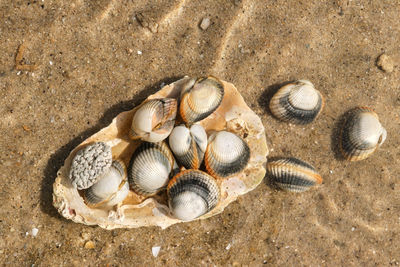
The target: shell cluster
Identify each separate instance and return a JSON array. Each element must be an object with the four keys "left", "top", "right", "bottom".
[{"left": 66, "top": 76, "right": 252, "bottom": 222}]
